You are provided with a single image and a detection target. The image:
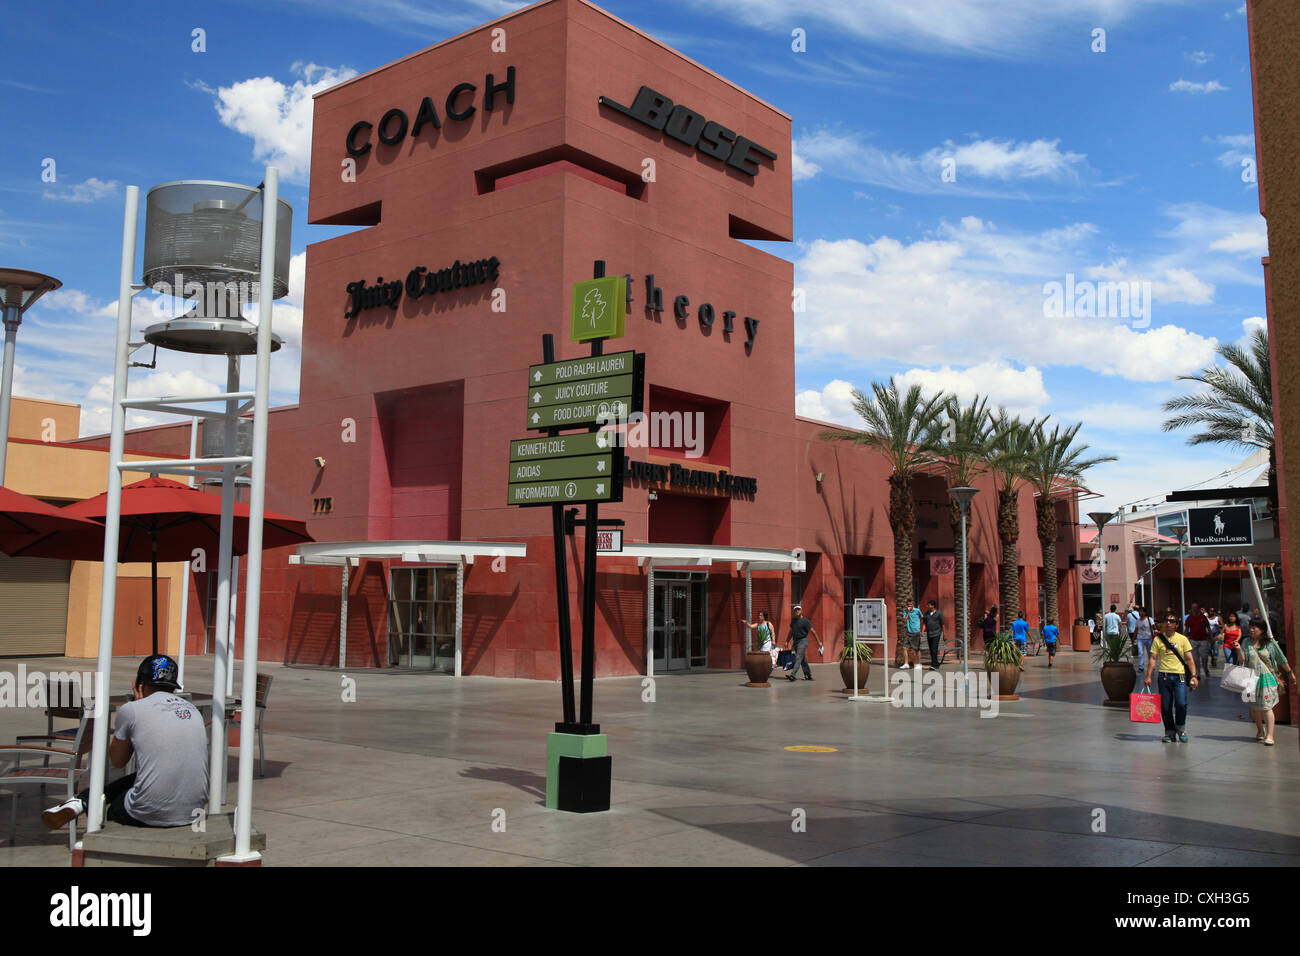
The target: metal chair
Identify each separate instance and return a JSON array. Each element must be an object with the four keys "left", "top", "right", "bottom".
[
  {"left": 227, "top": 674, "right": 273, "bottom": 777},
  {"left": 0, "top": 716, "right": 96, "bottom": 849}
]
